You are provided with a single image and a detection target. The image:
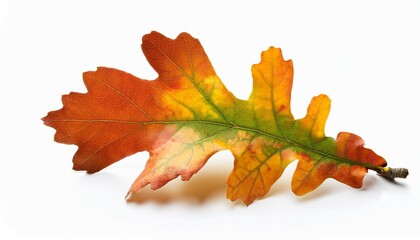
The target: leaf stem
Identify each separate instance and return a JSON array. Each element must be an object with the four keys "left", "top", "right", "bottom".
[{"left": 373, "top": 167, "right": 409, "bottom": 180}]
